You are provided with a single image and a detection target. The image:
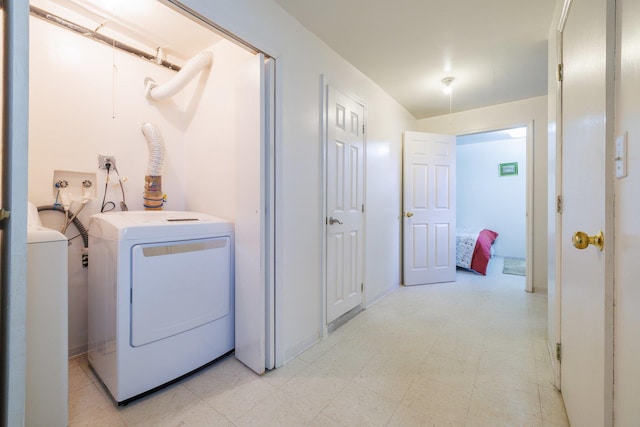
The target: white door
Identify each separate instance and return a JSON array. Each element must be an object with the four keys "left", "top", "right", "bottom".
[
  {"left": 403, "top": 131, "right": 456, "bottom": 286},
  {"left": 325, "top": 85, "right": 365, "bottom": 324},
  {"left": 234, "top": 53, "right": 272, "bottom": 375},
  {"left": 559, "top": 0, "right": 614, "bottom": 425},
  {"left": 1, "top": 3, "right": 30, "bottom": 425}
]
